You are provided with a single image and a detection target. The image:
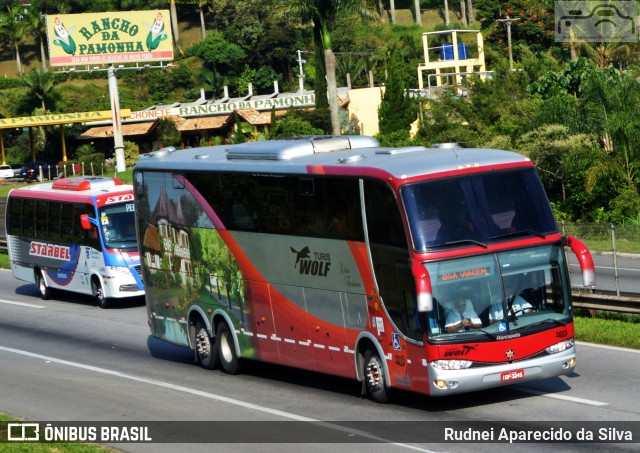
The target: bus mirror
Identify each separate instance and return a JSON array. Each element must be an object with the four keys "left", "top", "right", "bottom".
[
  {"left": 80, "top": 214, "right": 93, "bottom": 230},
  {"left": 411, "top": 259, "right": 433, "bottom": 312},
  {"left": 564, "top": 235, "right": 596, "bottom": 287}
]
